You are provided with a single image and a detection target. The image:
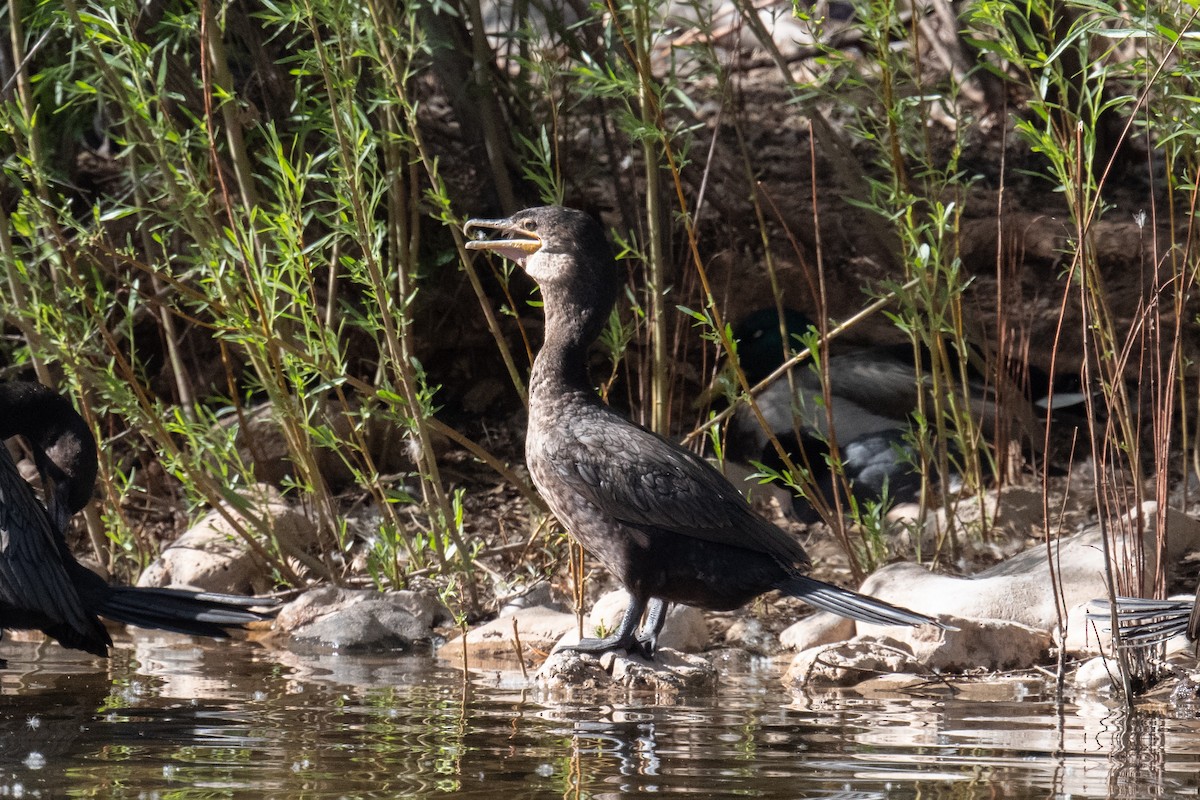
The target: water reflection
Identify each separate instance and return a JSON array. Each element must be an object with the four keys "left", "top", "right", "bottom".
[{"left": 1, "top": 632, "right": 1198, "bottom": 798}]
